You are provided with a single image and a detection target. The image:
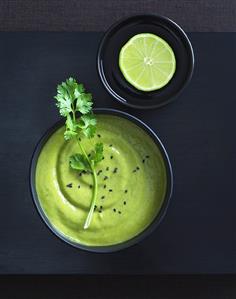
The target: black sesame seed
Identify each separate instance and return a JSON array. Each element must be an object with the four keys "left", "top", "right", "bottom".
[
  {"left": 88, "top": 153, "right": 91, "bottom": 157},
  {"left": 78, "top": 185, "right": 80, "bottom": 189},
  {"left": 66, "top": 183, "right": 72, "bottom": 188},
  {"left": 97, "top": 134, "right": 101, "bottom": 138},
  {"left": 142, "top": 159, "right": 145, "bottom": 163},
  {"left": 124, "top": 201, "right": 126, "bottom": 205},
  {"left": 113, "top": 208, "right": 116, "bottom": 212},
  {"left": 133, "top": 169, "right": 137, "bottom": 173},
  {"left": 100, "top": 205, "right": 103, "bottom": 209},
  {"left": 109, "top": 189, "right": 113, "bottom": 192},
  {"left": 118, "top": 211, "right": 122, "bottom": 214},
  {"left": 79, "top": 172, "right": 82, "bottom": 177},
  {"left": 94, "top": 205, "right": 97, "bottom": 211},
  {"left": 104, "top": 176, "right": 108, "bottom": 181},
  {"left": 99, "top": 210, "right": 102, "bottom": 213},
  {"left": 110, "top": 155, "right": 113, "bottom": 159},
  {"left": 109, "top": 144, "right": 112, "bottom": 147},
  {"left": 78, "top": 137, "right": 81, "bottom": 141},
  {"left": 136, "top": 166, "right": 140, "bottom": 170},
  {"left": 101, "top": 196, "right": 105, "bottom": 199},
  {"left": 89, "top": 185, "right": 93, "bottom": 189},
  {"left": 113, "top": 167, "right": 118, "bottom": 173},
  {"left": 106, "top": 167, "right": 109, "bottom": 171},
  {"left": 125, "top": 190, "right": 128, "bottom": 193},
  {"left": 104, "top": 184, "right": 107, "bottom": 189},
  {"left": 146, "top": 155, "right": 150, "bottom": 159},
  {"left": 102, "top": 157, "right": 105, "bottom": 160},
  {"left": 97, "top": 169, "right": 102, "bottom": 176}
]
